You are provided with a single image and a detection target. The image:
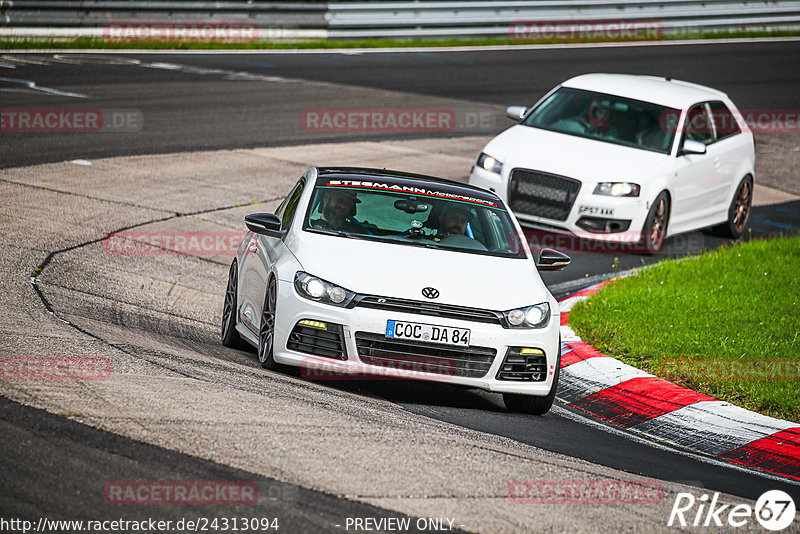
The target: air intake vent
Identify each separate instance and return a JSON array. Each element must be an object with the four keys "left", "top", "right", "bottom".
[
  {"left": 287, "top": 320, "right": 347, "bottom": 360},
  {"left": 355, "top": 332, "right": 496, "bottom": 378},
  {"left": 496, "top": 347, "right": 547, "bottom": 381}
]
